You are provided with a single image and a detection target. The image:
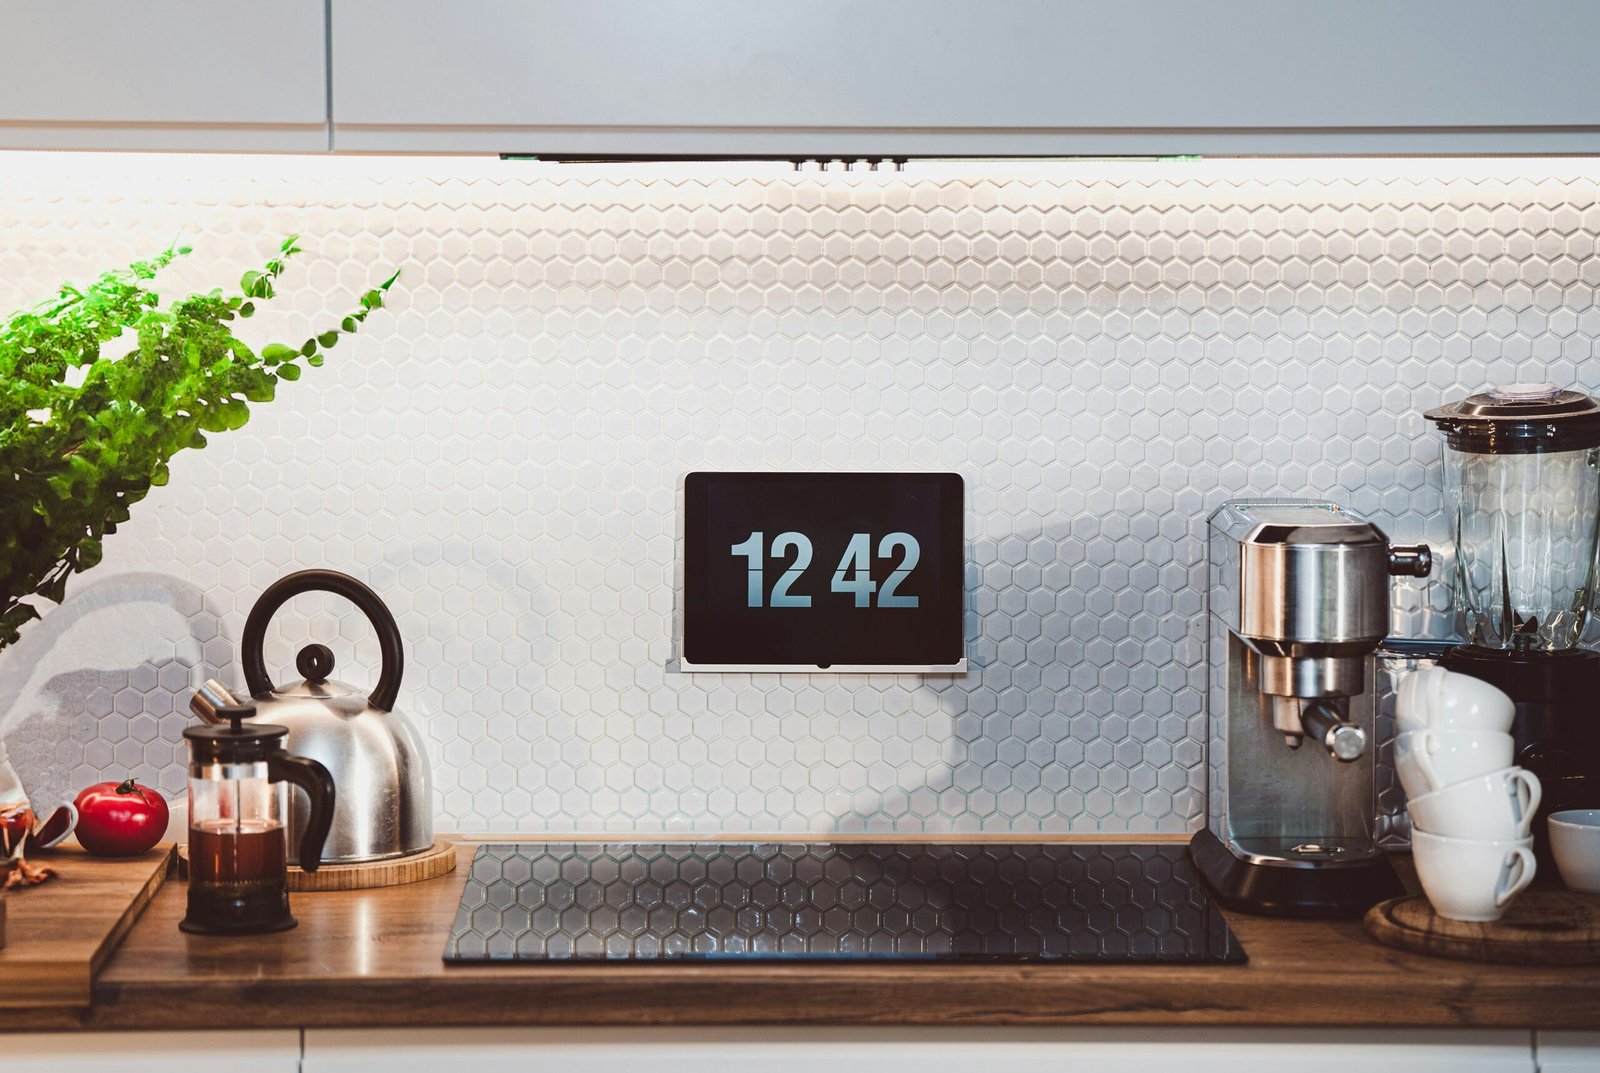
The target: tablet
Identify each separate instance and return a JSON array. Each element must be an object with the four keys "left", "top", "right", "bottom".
[{"left": 681, "top": 471, "right": 965, "bottom": 672}]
